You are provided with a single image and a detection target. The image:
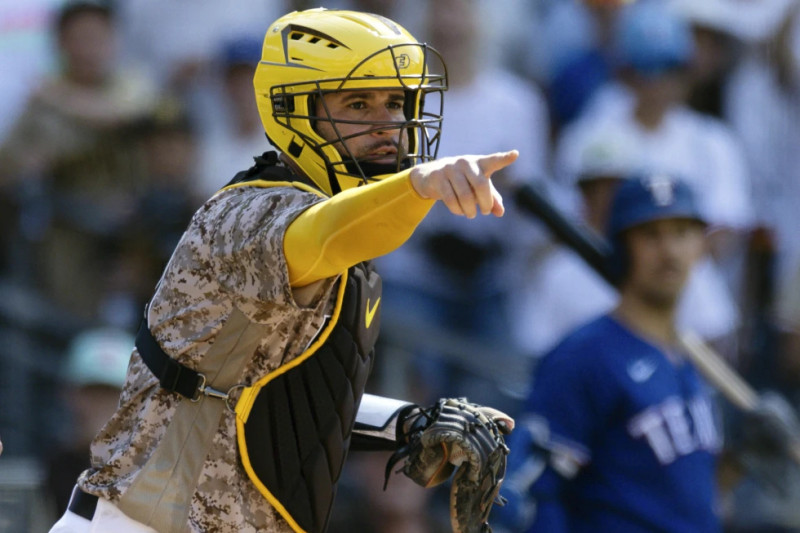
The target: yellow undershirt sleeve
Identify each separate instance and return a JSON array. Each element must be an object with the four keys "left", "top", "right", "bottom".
[{"left": 284, "top": 169, "right": 435, "bottom": 287}]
